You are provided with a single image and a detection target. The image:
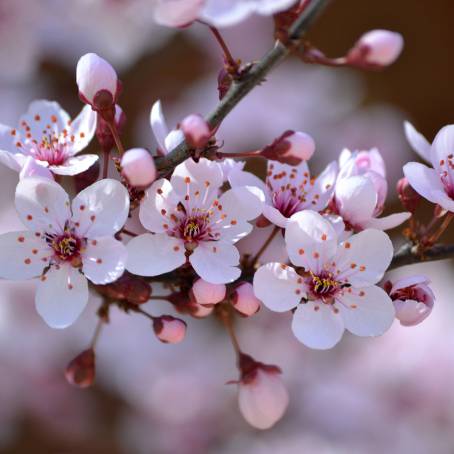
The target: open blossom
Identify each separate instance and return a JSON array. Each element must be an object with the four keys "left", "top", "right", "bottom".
[
  {"left": 153, "top": 0, "right": 298, "bottom": 28},
  {"left": 254, "top": 210, "right": 395, "bottom": 349},
  {"left": 403, "top": 124, "right": 454, "bottom": 212},
  {"left": 0, "top": 177, "right": 129, "bottom": 328},
  {"left": 150, "top": 100, "right": 184, "bottom": 155},
  {"left": 0, "top": 100, "right": 97, "bottom": 179},
  {"left": 126, "top": 158, "right": 263, "bottom": 284},
  {"left": 385, "top": 276, "right": 434, "bottom": 326},
  {"left": 229, "top": 159, "right": 337, "bottom": 228}
]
